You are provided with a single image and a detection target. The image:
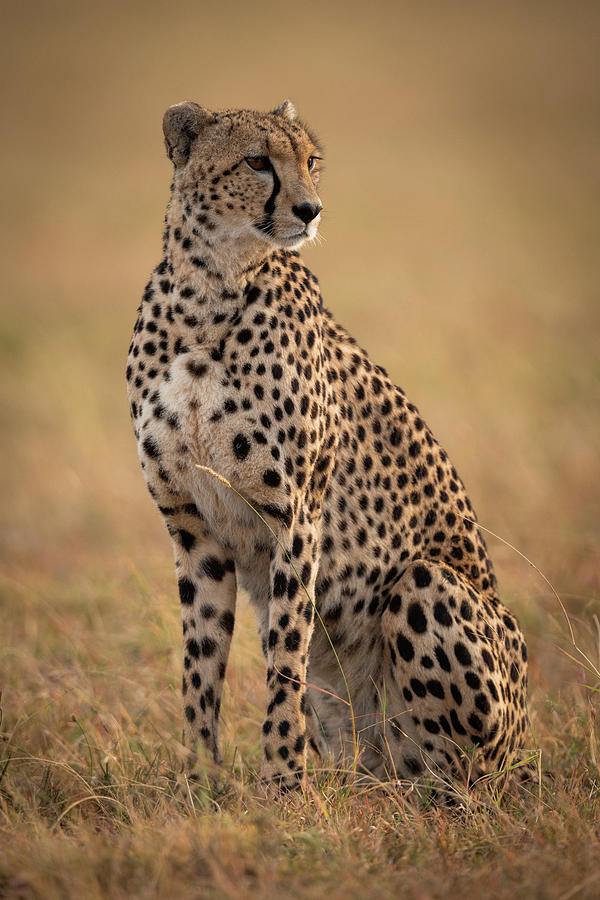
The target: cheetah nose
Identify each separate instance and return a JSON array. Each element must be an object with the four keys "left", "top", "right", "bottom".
[{"left": 292, "top": 202, "right": 322, "bottom": 224}]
